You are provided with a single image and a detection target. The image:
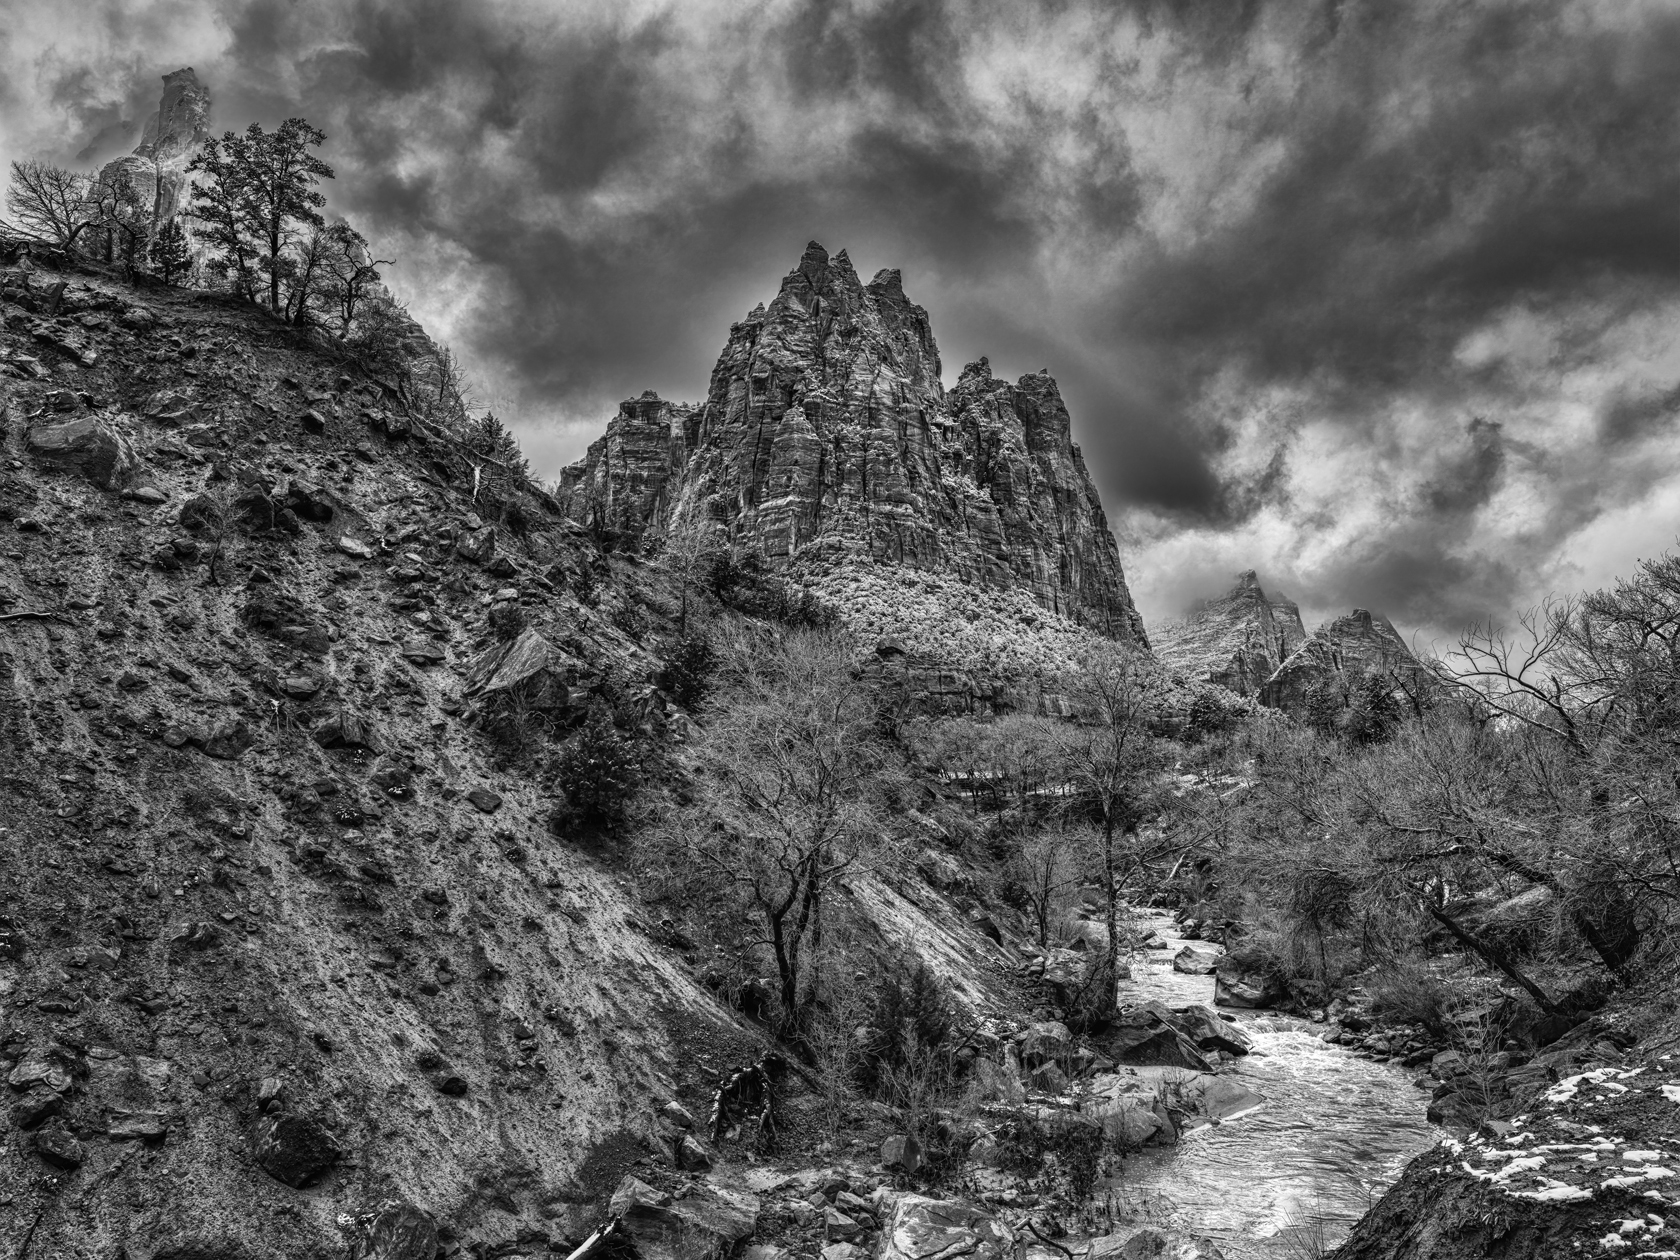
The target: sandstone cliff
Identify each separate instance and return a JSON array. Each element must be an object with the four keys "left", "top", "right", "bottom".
[
  {"left": 1152, "top": 570, "right": 1306, "bottom": 696},
  {"left": 556, "top": 242, "right": 1146, "bottom": 644},
  {"left": 98, "top": 68, "right": 211, "bottom": 231}
]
